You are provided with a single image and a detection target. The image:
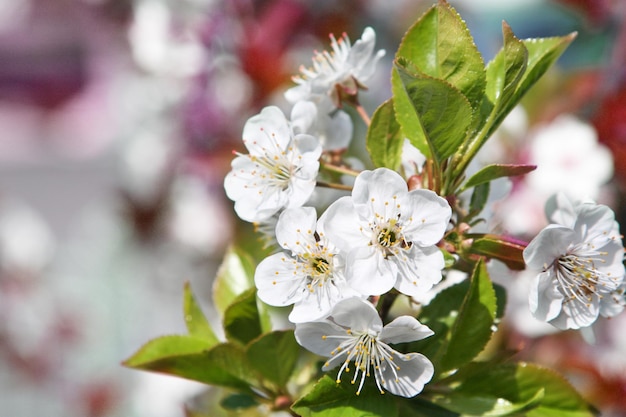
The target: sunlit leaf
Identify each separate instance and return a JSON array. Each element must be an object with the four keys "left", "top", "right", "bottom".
[
  {"left": 184, "top": 282, "right": 219, "bottom": 345},
  {"left": 291, "top": 375, "right": 398, "bottom": 417},
  {"left": 440, "top": 259, "right": 497, "bottom": 371},
  {"left": 246, "top": 330, "right": 300, "bottom": 388},
  {"left": 400, "top": 397, "right": 460, "bottom": 417},
  {"left": 435, "top": 362, "right": 598, "bottom": 417},
  {"left": 462, "top": 164, "right": 536, "bottom": 191},
  {"left": 366, "top": 99, "right": 404, "bottom": 170},
  {"left": 393, "top": 63, "right": 472, "bottom": 164},
  {"left": 123, "top": 337, "right": 257, "bottom": 392},
  {"left": 396, "top": 0, "right": 486, "bottom": 110},
  {"left": 223, "top": 288, "right": 263, "bottom": 346},
  {"left": 213, "top": 246, "right": 256, "bottom": 315},
  {"left": 485, "top": 22, "right": 528, "bottom": 115}
]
